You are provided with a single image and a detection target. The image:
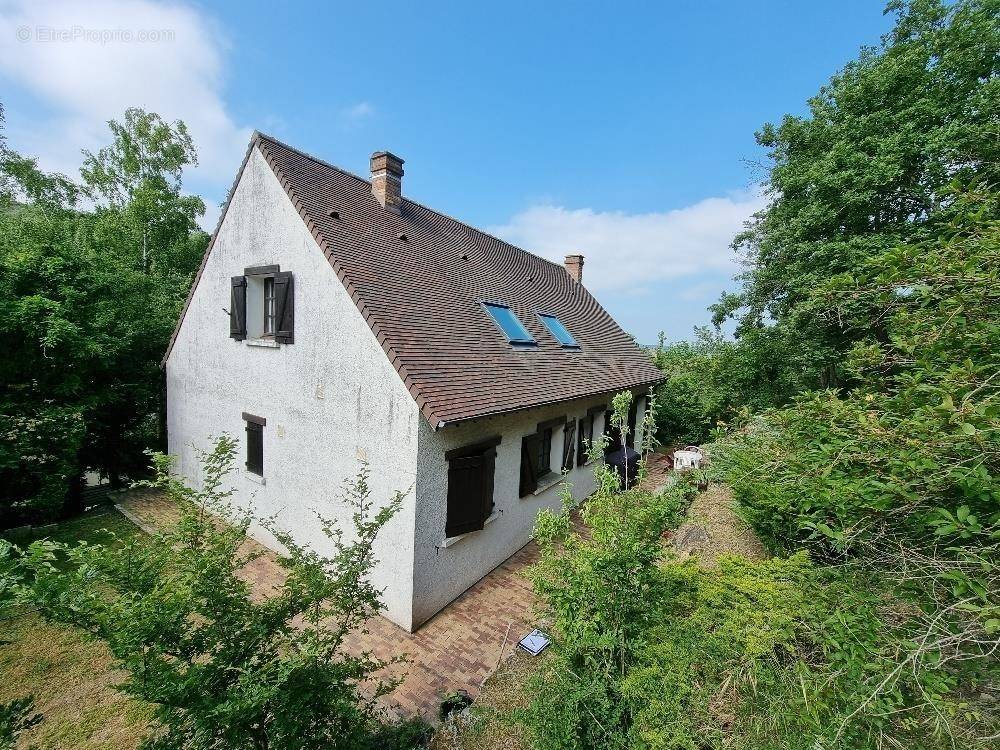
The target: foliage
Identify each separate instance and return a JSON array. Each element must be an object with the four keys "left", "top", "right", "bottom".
[
  {"left": 623, "top": 554, "right": 813, "bottom": 749},
  {"left": 711, "top": 191, "right": 1000, "bottom": 745},
  {"left": 16, "top": 436, "right": 426, "bottom": 750},
  {"left": 0, "top": 697, "right": 41, "bottom": 750},
  {"left": 652, "top": 328, "right": 797, "bottom": 446},
  {"left": 521, "top": 393, "right": 695, "bottom": 749},
  {"left": 1, "top": 537, "right": 43, "bottom": 749},
  {"left": 0, "top": 106, "right": 208, "bottom": 526},
  {"left": 712, "top": 0, "right": 1000, "bottom": 392}
]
